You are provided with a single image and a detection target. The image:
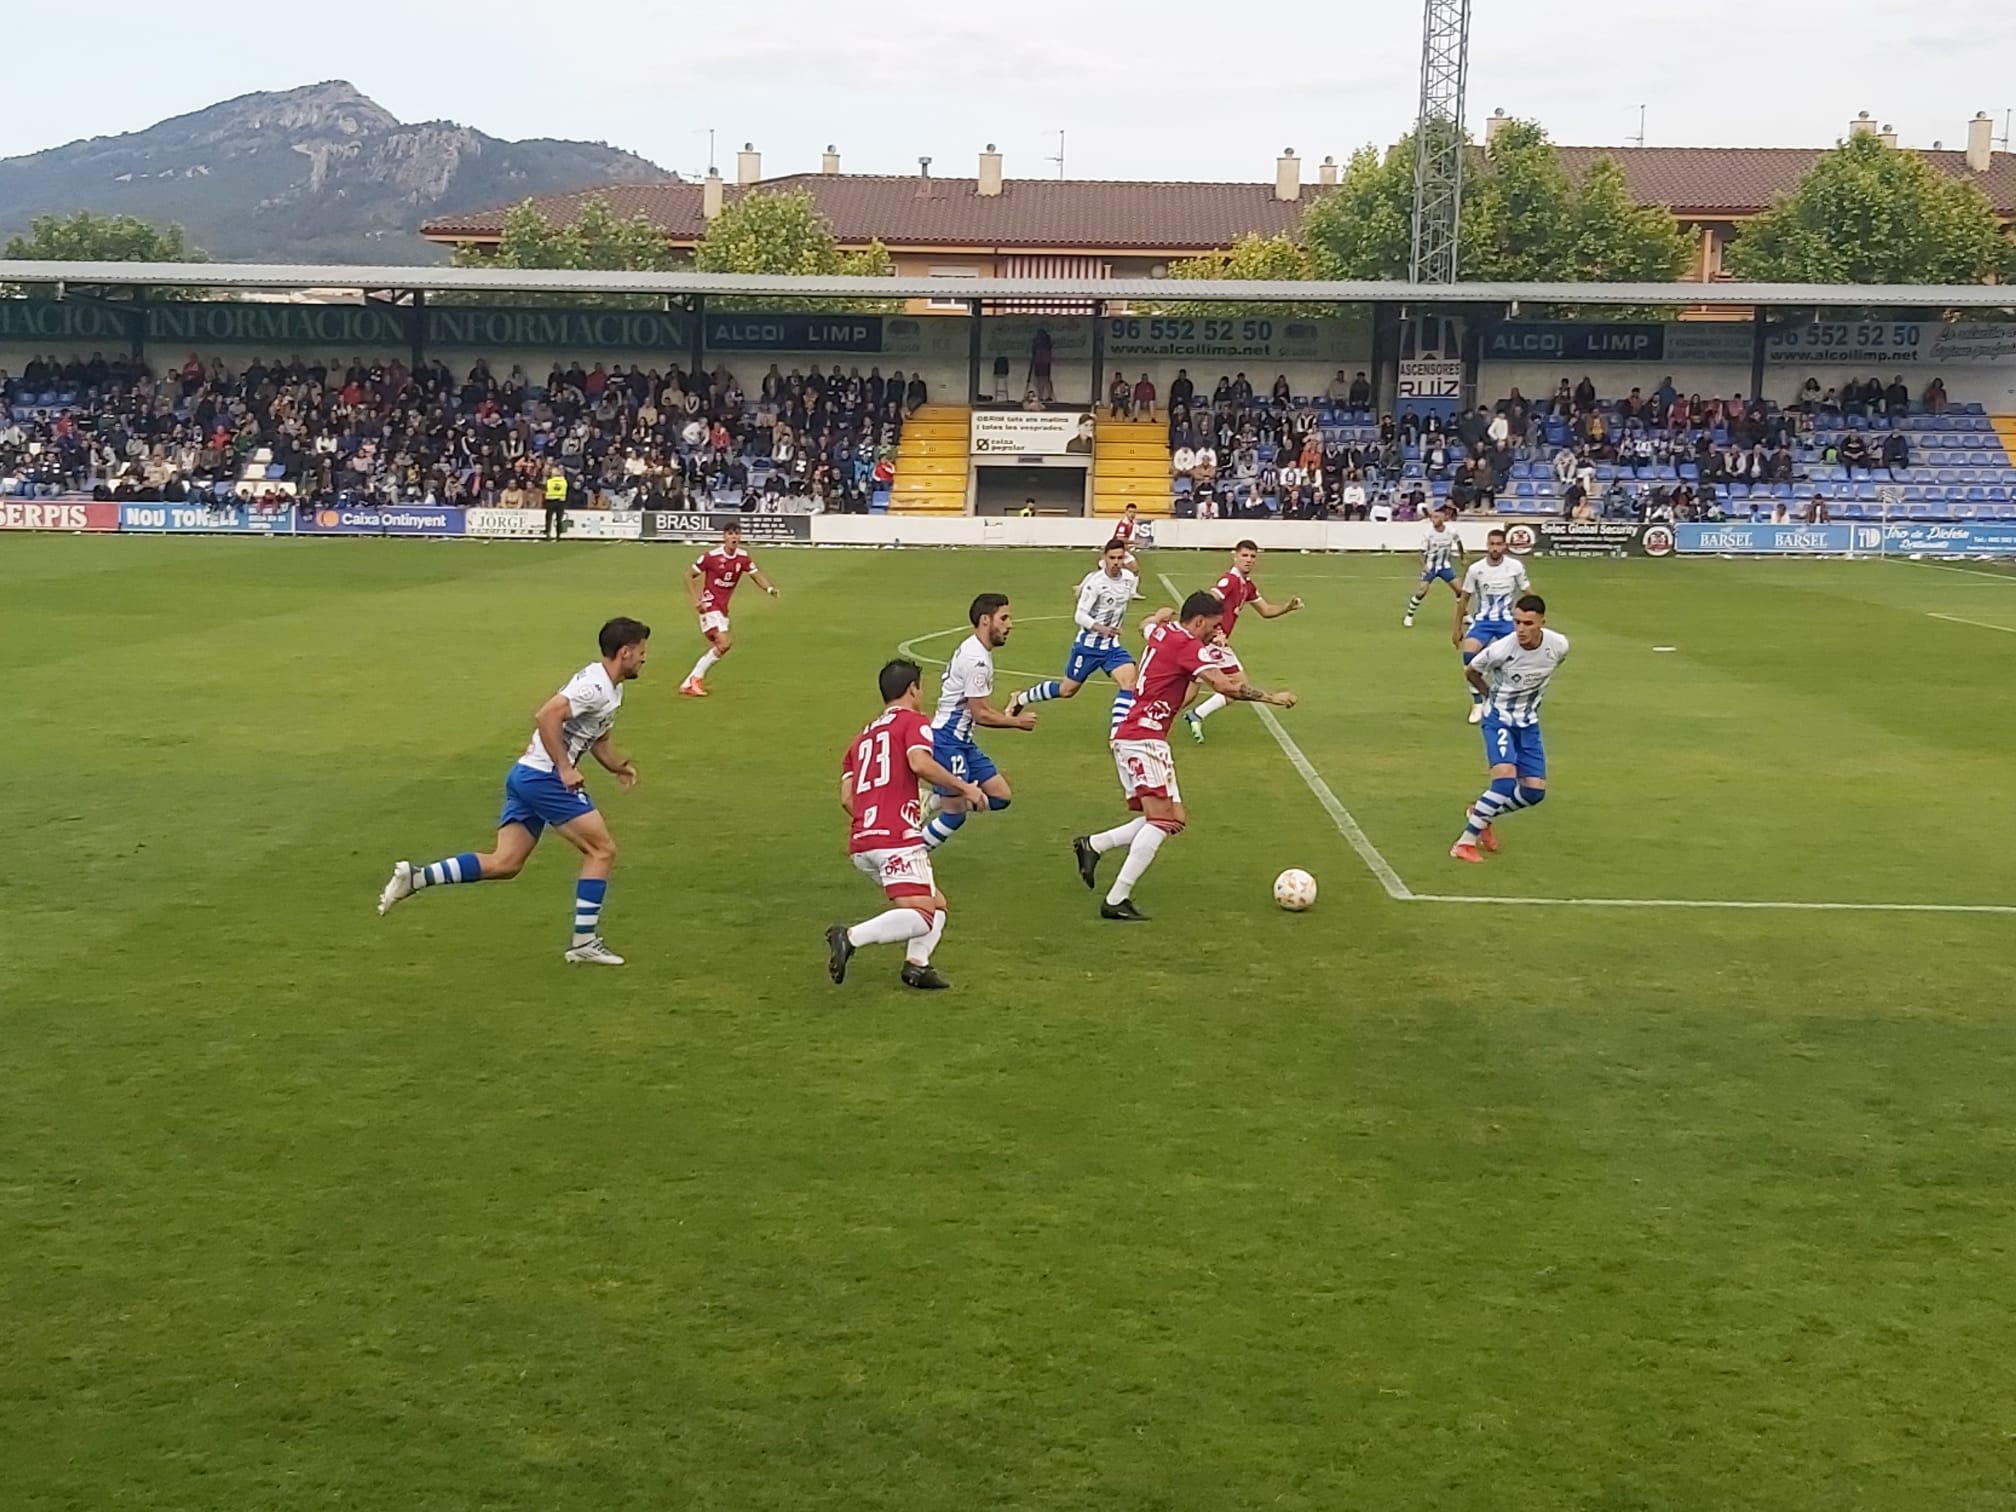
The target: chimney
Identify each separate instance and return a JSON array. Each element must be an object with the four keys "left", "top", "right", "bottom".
[
  {"left": 1318, "top": 155, "right": 1338, "bottom": 187},
  {"left": 1967, "top": 111, "right": 1994, "bottom": 173},
  {"left": 702, "top": 168, "right": 724, "bottom": 221},
  {"left": 821, "top": 144, "right": 841, "bottom": 175},
  {"left": 978, "top": 142, "right": 1003, "bottom": 197},
  {"left": 1485, "top": 108, "right": 1512, "bottom": 152},
  {"left": 1275, "top": 147, "right": 1299, "bottom": 203},
  {"left": 1849, "top": 110, "right": 1876, "bottom": 139},
  {"left": 736, "top": 142, "right": 761, "bottom": 186},
  {"left": 1879, "top": 124, "right": 1898, "bottom": 149}
]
